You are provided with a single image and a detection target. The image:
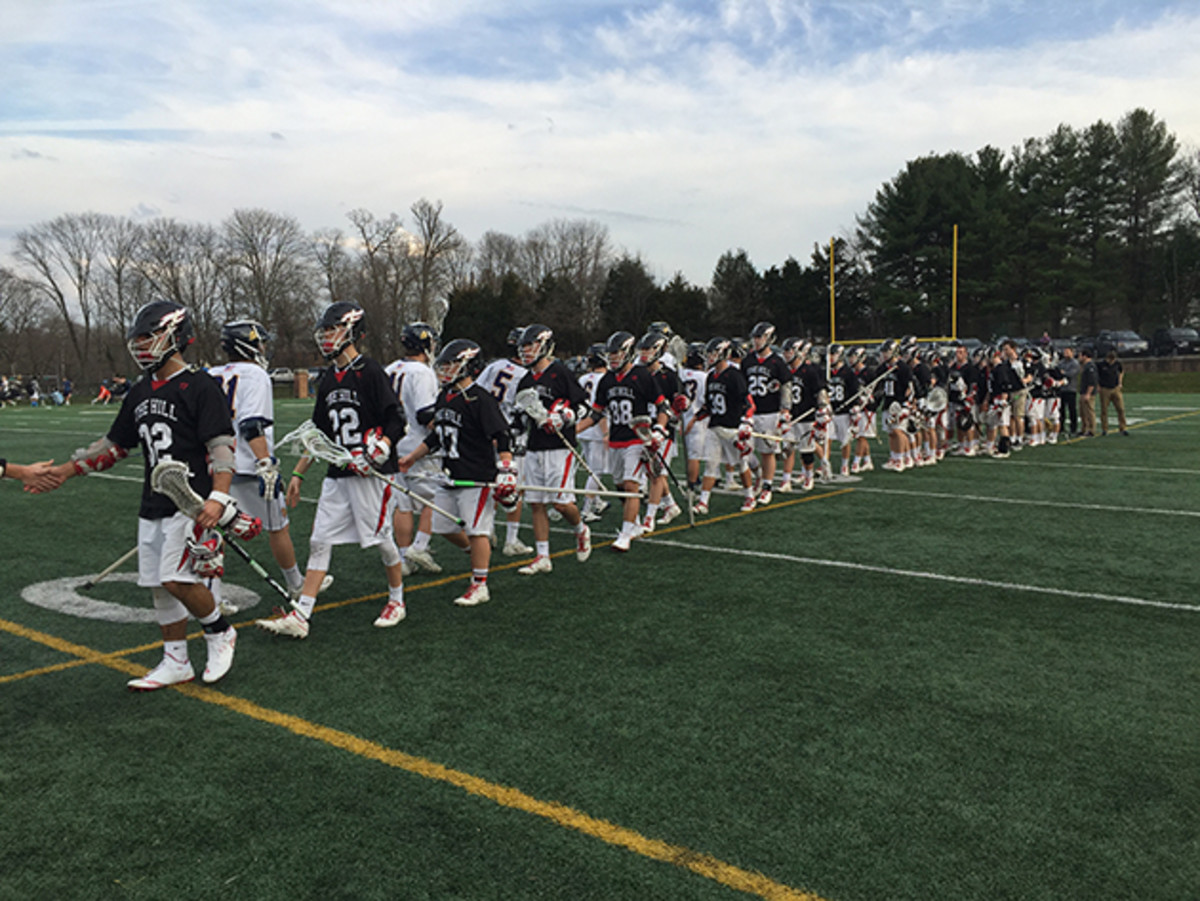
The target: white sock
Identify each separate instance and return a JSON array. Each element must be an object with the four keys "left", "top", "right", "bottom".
[
  {"left": 506, "top": 521, "right": 521, "bottom": 543},
  {"left": 295, "top": 594, "right": 316, "bottom": 619},
  {"left": 388, "top": 584, "right": 405, "bottom": 605},
  {"left": 163, "top": 640, "right": 188, "bottom": 663},
  {"left": 411, "top": 531, "right": 431, "bottom": 552},
  {"left": 535, "top": 540, "right": 550, "bottom": 558},
  {"left": 282, "top": 564, "right": 303, "bottom": 592}
]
